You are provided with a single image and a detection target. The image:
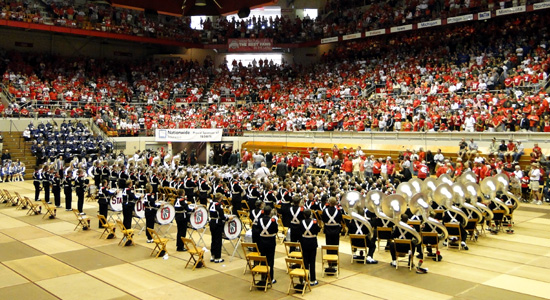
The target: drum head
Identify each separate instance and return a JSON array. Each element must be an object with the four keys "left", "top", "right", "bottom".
[
  {"left": 109, "top": 196, "right": 123, "bottom": 212},
  {"left": 190, "top": 206, "right": 208, "bottom": 229},
  {"left": 134, "top": 199, "right": 145, "bottom": 219},
  {"left": 224, "top": 218, "right": 242, "bottom": 240},
  {"left": 156, "top": 204, "right": 175, "bottom": 225}
]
